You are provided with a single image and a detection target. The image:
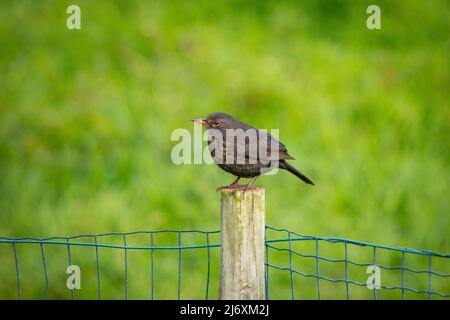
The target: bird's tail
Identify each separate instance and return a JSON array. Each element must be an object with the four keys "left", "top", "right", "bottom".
[{"left": 280, "top": 161, "right": 315, "bottom": 186}]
